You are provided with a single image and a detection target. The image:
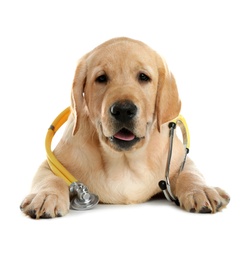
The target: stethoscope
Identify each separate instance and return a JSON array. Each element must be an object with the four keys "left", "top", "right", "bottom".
[{"left": 45, "top": 107, "right": 190, "bottom": 210}]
